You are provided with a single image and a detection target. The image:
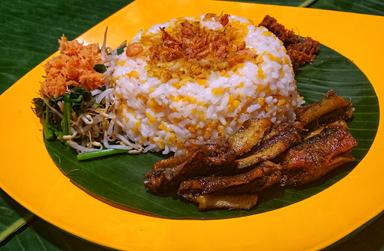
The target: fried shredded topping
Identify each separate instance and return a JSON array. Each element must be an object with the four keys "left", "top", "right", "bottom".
[
  {"left": 134, "top": 14, "right": 256, "bottom": 81},
  {"left": 259, "top": 15, "right": 320, "bottom": 69},
  {"left": 40, "top": 36, "right": 104, "bottom": 98}
]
